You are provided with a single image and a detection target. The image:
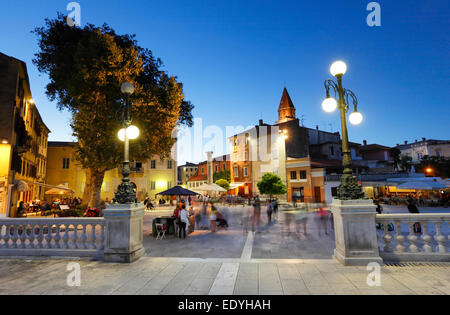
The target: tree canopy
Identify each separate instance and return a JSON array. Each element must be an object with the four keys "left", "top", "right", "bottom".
[
  {"left": 215, "top": 179, "right": 230, "bottom": 191},
  {"left": 33, "top": 14, "right": 194, "bottom": 206},
  {"left": 257, "top": 173, "right": 287, "bottom": 197},
  {"left": 213, "top": 170, "right": 231, "bottom": 183}
]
